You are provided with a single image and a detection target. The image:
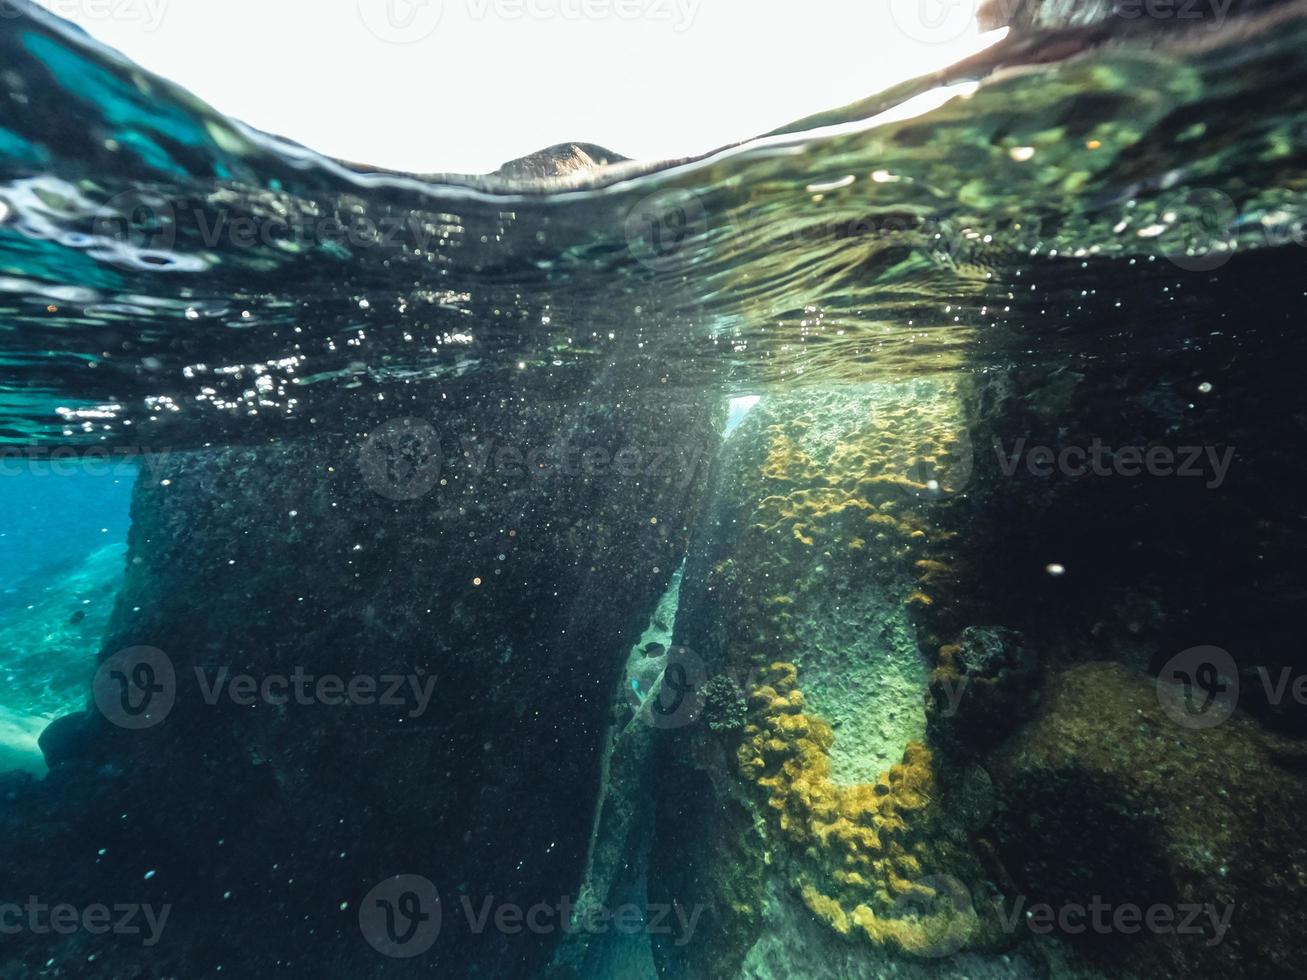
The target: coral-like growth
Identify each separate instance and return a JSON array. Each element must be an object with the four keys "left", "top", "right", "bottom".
[
  {"left": 748, "top": 413, "right": 963, "bottom": 615},
  {"left": 708, "top": 389, "right": 984, "bottom": 955},
  {"left": 701, "top": 674, "right": 748, "bottom": 733},
  {"left": 735, "top": 661, "right": 972, "bottom": 953},
  {"left": 928, "top": 626, "right": 1041, "bottom": 750}
]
